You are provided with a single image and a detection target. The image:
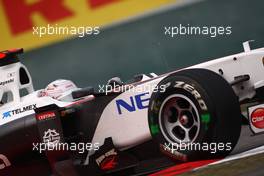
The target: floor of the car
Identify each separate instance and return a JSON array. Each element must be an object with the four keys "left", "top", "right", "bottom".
[{"left": 103, "top": 140, "right": 176, "bottom": 176}]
